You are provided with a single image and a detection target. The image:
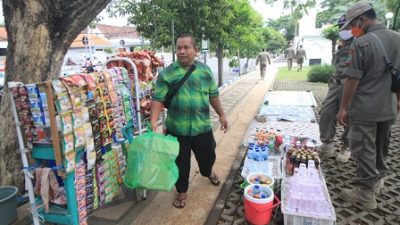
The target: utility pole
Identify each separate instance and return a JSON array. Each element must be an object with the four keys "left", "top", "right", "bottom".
[{"left": 171, "top": 20, "right": 175, "bottom": 62}]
